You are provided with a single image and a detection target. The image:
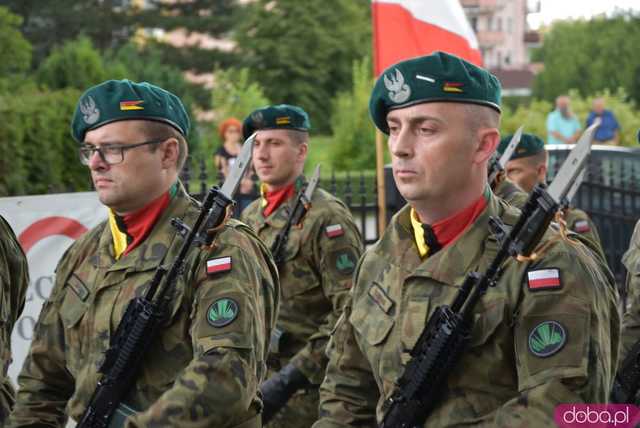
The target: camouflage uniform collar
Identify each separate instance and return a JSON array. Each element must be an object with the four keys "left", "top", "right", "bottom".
[
  {"left": 95, "top": 181, "right": 192, "bottom": 273},
  {"left": 388, "top": 193, "right": 505, "bottom": 287}
]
